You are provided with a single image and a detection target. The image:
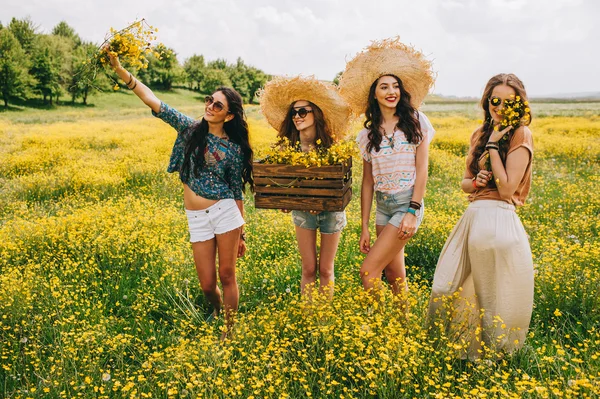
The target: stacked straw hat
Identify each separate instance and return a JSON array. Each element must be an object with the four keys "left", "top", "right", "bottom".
[
  {"left": 338, "top": 37, "right": 436, "bottom": 116},
  {"left": 258, "top": 75, "right": 352, "bottom": 139}
]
